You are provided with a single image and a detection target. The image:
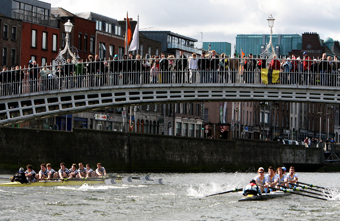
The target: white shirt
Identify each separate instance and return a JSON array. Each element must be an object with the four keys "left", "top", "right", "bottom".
[{"left": 189, "top": 58, "right": 198, "bottom": 70}]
